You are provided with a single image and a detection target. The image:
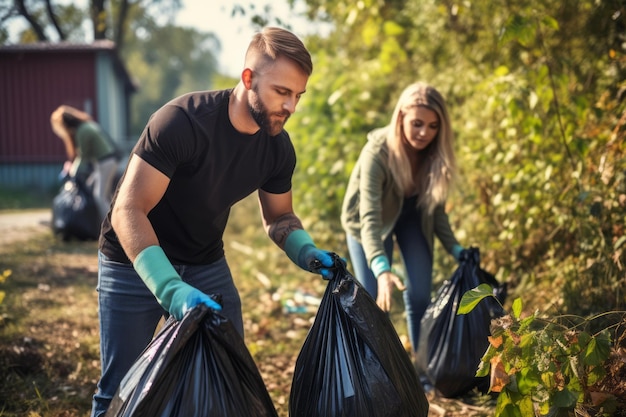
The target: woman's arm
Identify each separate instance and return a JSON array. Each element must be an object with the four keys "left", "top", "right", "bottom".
[{"left": 50, "top": 107, "right": 77, "bottom": 161}]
